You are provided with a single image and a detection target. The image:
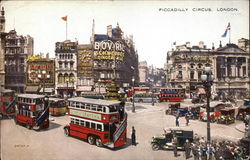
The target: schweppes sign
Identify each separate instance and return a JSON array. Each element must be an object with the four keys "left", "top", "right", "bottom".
[{"left": 70, "top": 109, "right": 101, "bottom": 121}]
